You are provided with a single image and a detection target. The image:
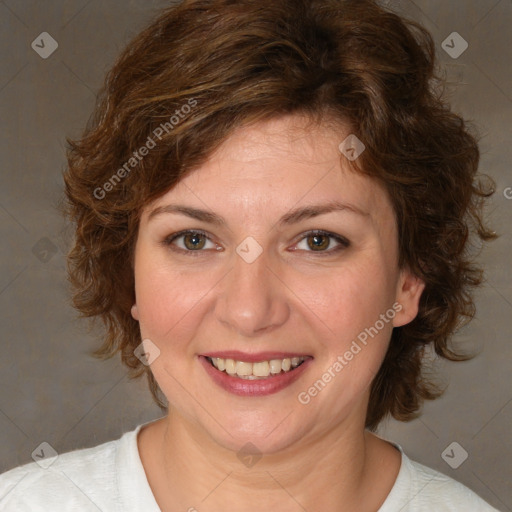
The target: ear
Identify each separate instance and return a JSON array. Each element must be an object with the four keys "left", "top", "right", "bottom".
[
  {"left": 131, "top": 304, "right": 140, "bottom": 321},
  {"left": 392, "top": 267, "right": 425, "bottom": 328}
]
